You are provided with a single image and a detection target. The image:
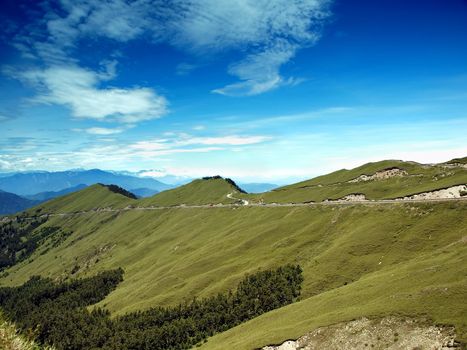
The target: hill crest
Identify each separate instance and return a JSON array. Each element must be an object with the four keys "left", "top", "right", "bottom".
[{"left": 140, "top": 176, "right": 245, "bottom": 206}]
